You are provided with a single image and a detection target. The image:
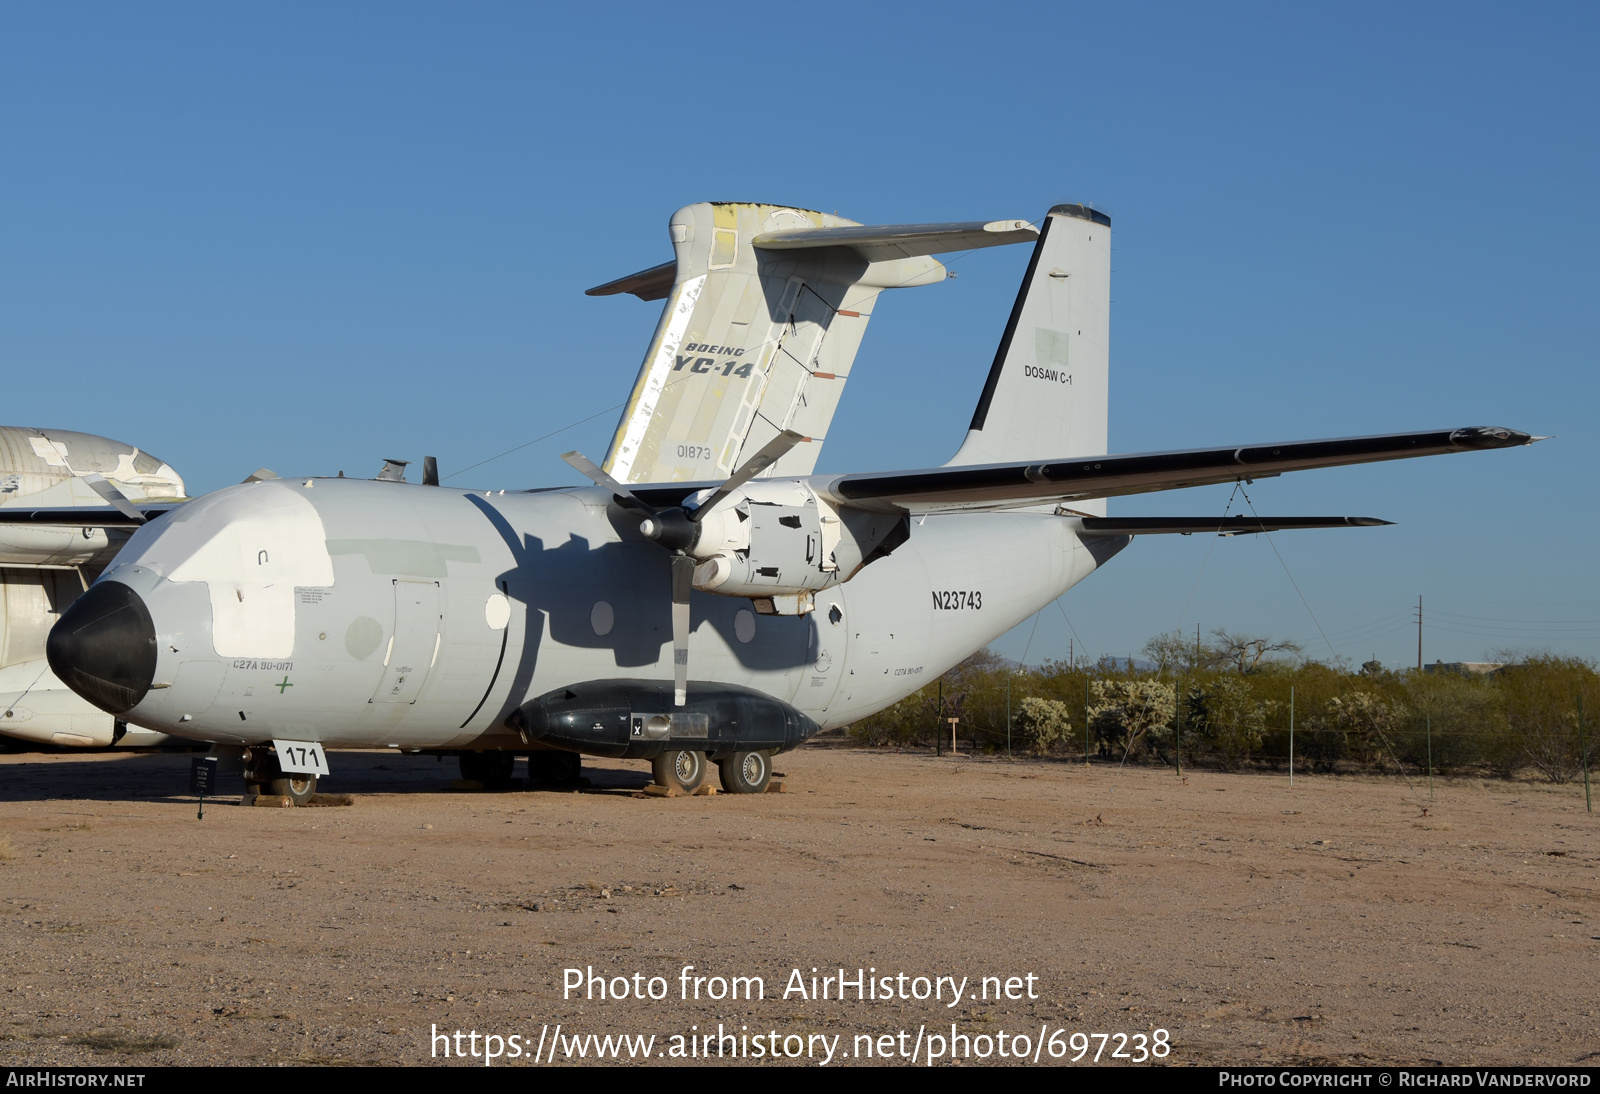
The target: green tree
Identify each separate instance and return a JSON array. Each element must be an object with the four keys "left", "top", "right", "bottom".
[
  {"left": 1185, "top": 677, "right": 1266, "bottom": 768},
  {"left": 1396, "top": 671, "right": 1498, "bottom": 773},
  {"left": 1492, "top": 657, "right": 1600, "bottom": 783},
  {"left": 1142, "top": 630, "right": 1229, "bottom": 675}
]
